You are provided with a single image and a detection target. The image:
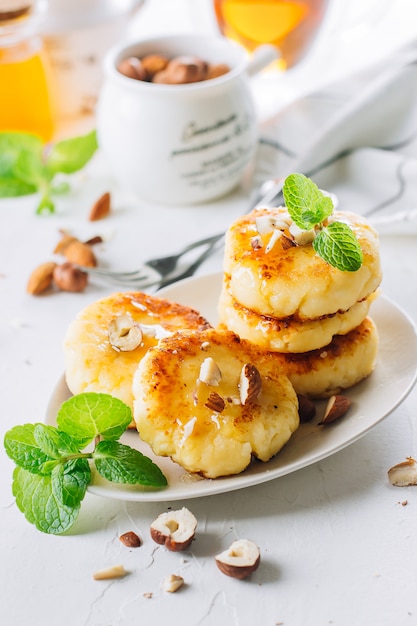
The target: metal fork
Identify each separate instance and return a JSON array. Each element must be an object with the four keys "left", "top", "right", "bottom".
[
  {"left": 81, "top": 232, "right": 226, "bottom": 290},
  {"left": 80, "top": 178, "right": 286, "bottom": 290}
]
